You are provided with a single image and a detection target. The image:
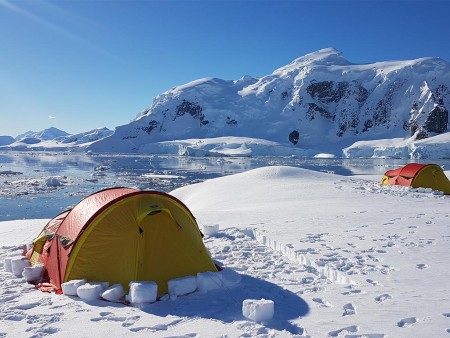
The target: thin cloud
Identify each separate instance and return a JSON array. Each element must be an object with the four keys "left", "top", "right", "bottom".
[
  {"left": 48, "top": 116, "right": 56, "bottom": 120},
  {"left": 0, "top": 0, "right": 107, "bottom": 55}
]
